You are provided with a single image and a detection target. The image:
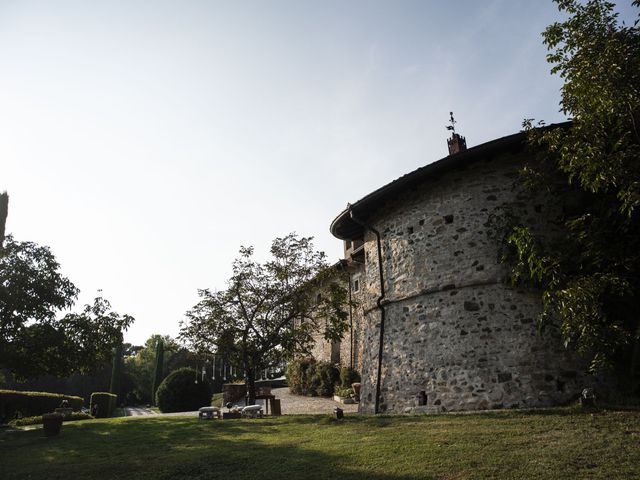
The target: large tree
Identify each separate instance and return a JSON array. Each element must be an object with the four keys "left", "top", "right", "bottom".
[
  {"left": 180, "top": 234, "right": 350, "bottom": 404},
  {"left": 505, "top": 0, "right": 640, "bottom": 382},
  {"left": 0, "top": 234, "right": 134, "bottom": 380}
]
